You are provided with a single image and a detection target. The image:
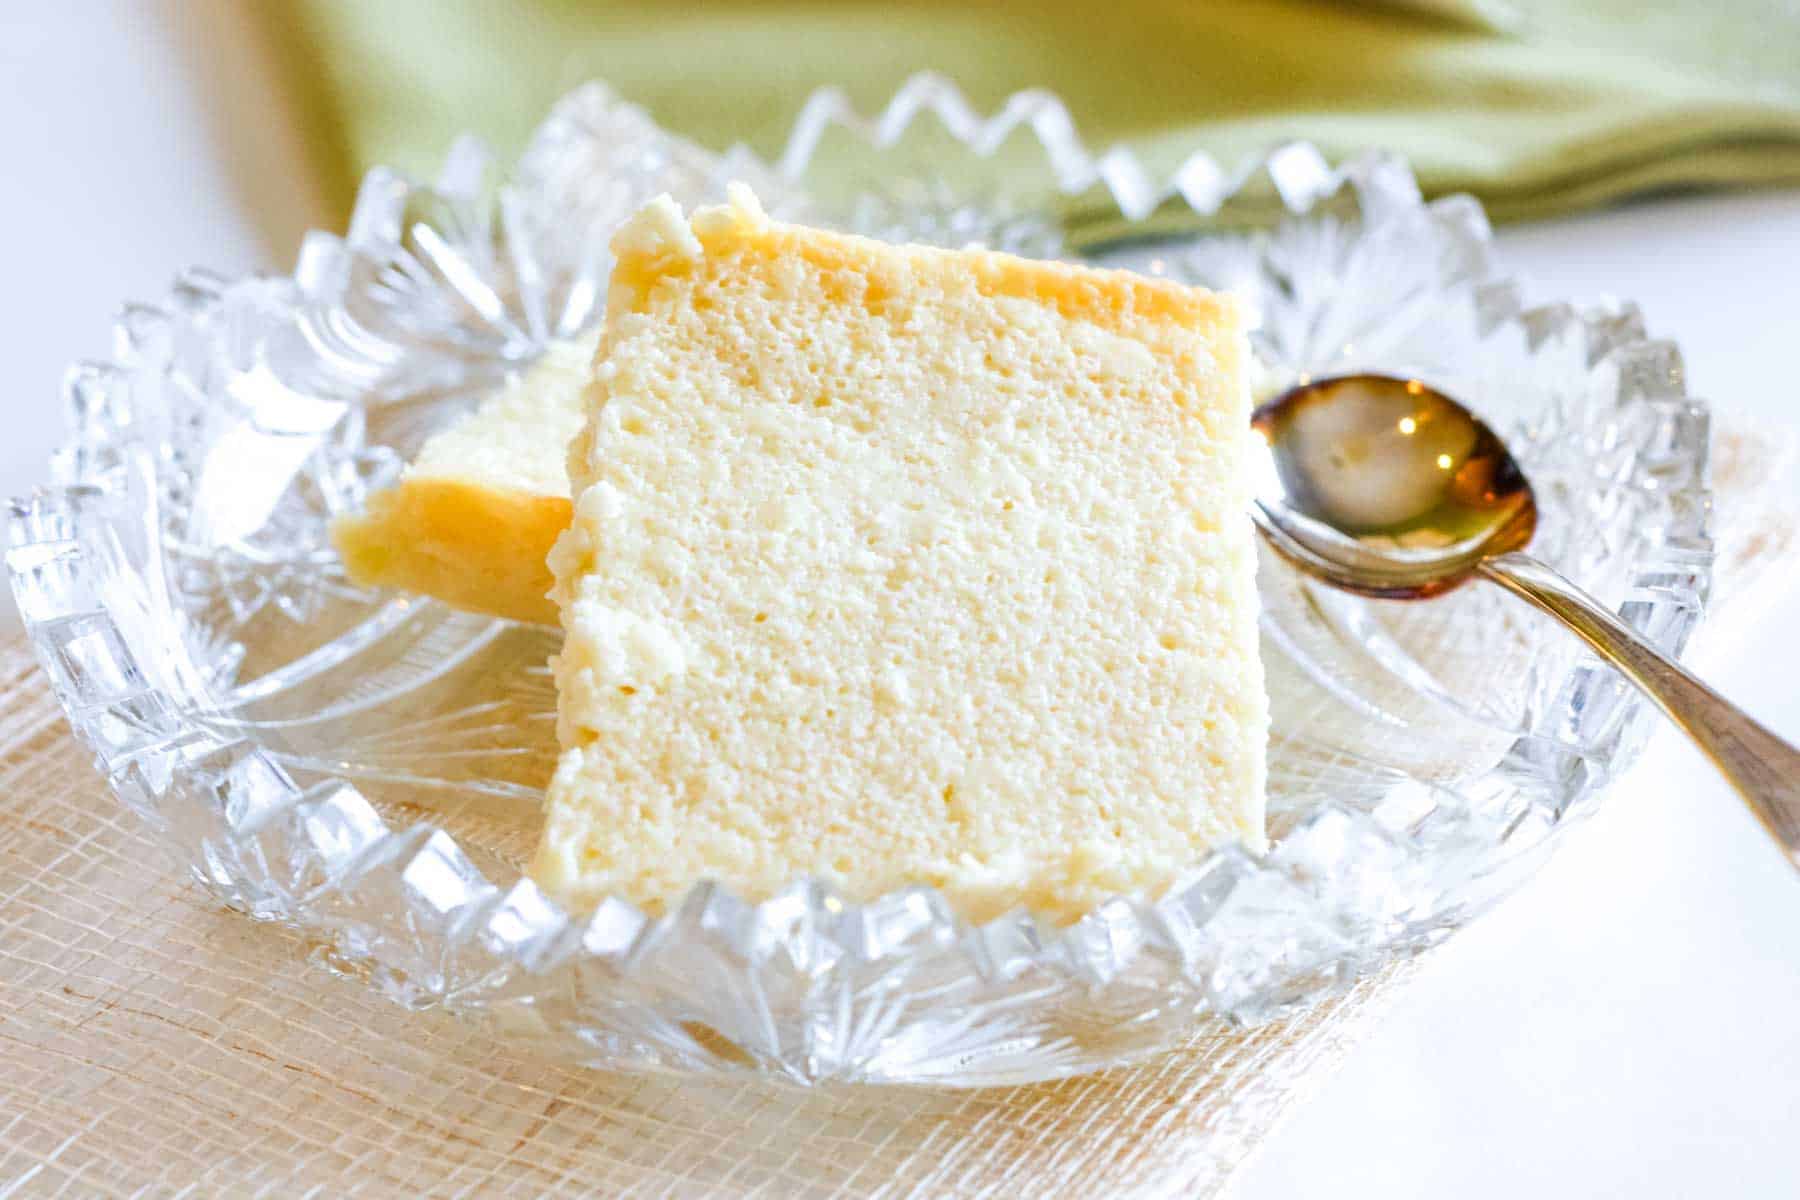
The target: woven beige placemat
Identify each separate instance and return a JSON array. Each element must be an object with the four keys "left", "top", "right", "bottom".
[{"left": 0, "top": 424, "right": 1791, "bottom": 1198}]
